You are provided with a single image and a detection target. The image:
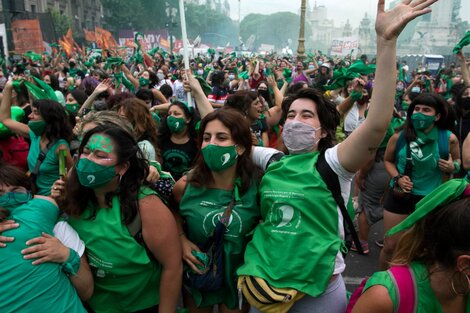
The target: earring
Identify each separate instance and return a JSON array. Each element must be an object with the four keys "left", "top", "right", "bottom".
[{"left": 451, "top": 271, "right": 470, "bottom": 296}]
